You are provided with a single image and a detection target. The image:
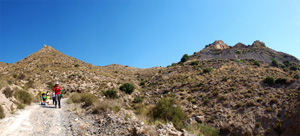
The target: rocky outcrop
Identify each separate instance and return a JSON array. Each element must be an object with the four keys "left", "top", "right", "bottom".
[
  {"left": 251, "top": 40, "right": 266, "bottom": 48},
  {"left": 211, "top": 40, "right": 230, "bottom": 50},
  {"left": 233, "top": 42, "right": 247, "bottom": 48}
]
